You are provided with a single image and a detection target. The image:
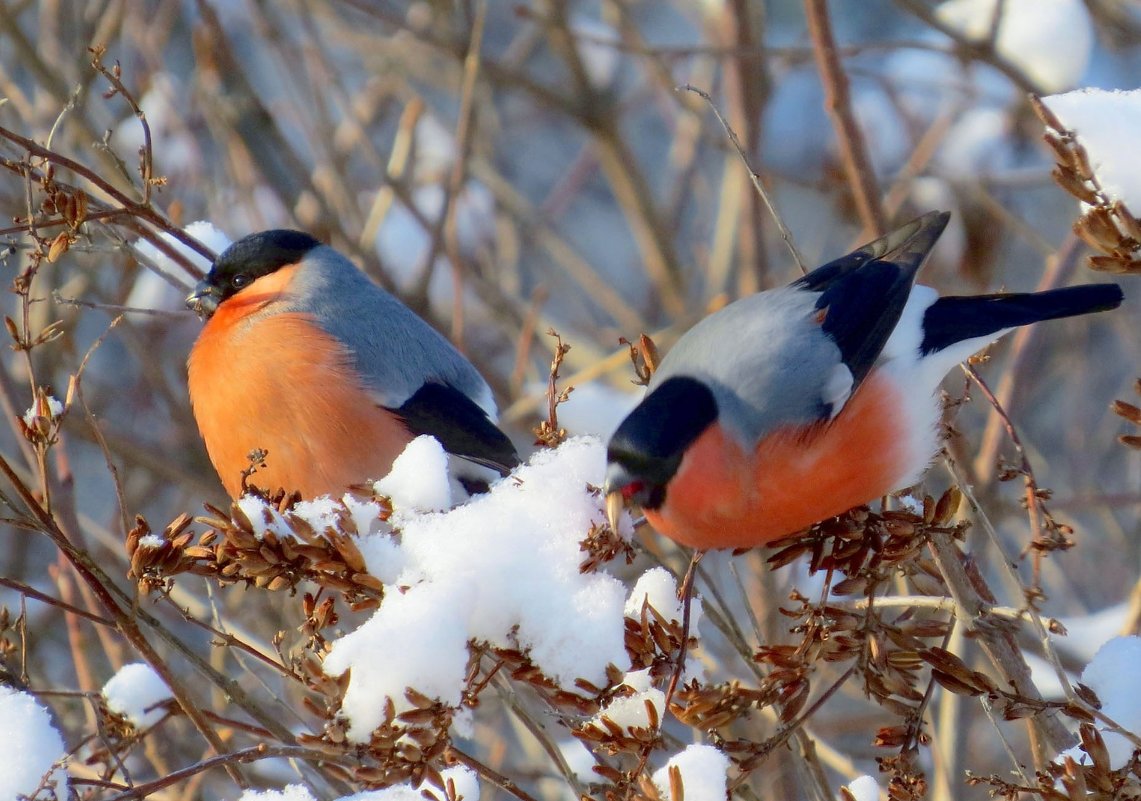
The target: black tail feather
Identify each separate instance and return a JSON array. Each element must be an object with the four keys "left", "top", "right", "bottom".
[{"left": 920, "top": 283, "right": 1124, "bottom": 355}]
